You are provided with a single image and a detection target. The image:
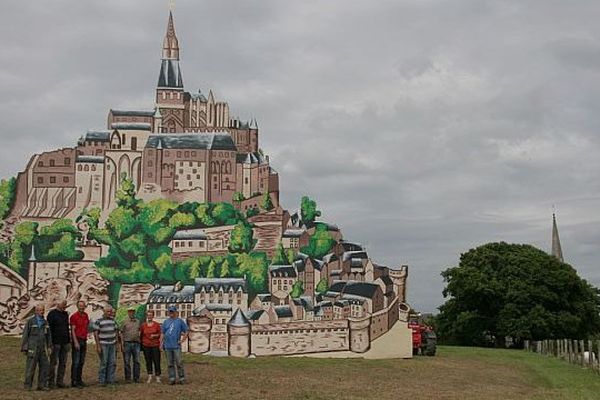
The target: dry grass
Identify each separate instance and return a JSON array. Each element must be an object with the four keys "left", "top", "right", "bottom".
[{"left": 1, "top": 336, "right": 600, "bottom": 400}]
